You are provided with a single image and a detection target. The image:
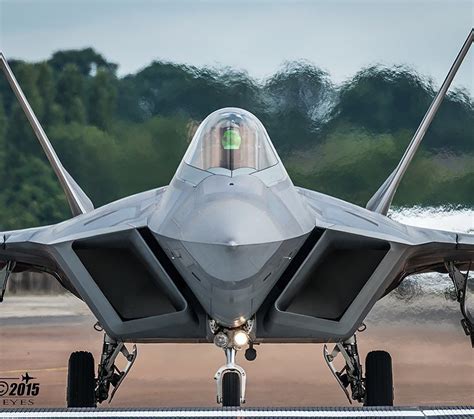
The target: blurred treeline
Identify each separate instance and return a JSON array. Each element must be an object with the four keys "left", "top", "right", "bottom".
[{"left": 0, "top": 48, "right": 472, "bottom": 230}]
